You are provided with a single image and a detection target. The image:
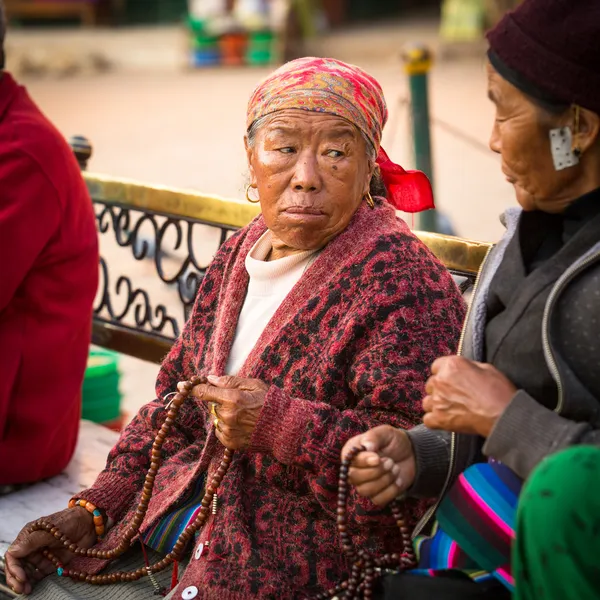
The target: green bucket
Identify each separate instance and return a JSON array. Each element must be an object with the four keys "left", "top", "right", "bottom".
[
  {"left": 82, "top": 349, "right": 122, "bottom": 424},
  {"left": 246, "top": 30, "right": 275, "bottom": 65}
]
